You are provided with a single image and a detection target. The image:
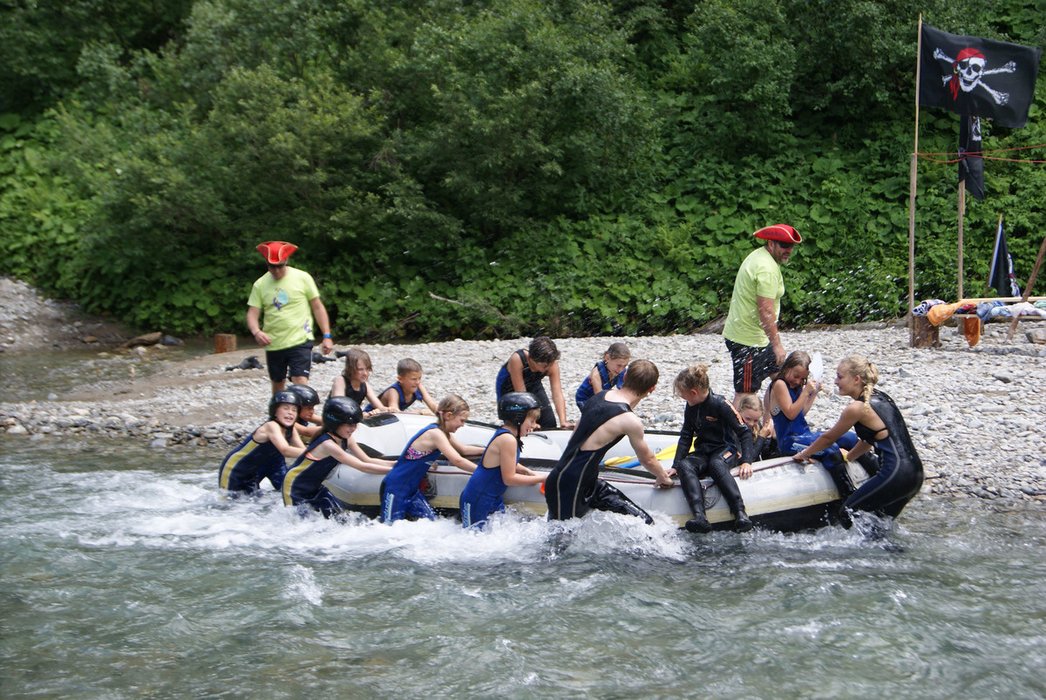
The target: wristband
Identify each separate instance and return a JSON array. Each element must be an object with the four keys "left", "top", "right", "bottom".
[{"left": 322, "top": 333, "right": 332, "bottom": 339}]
